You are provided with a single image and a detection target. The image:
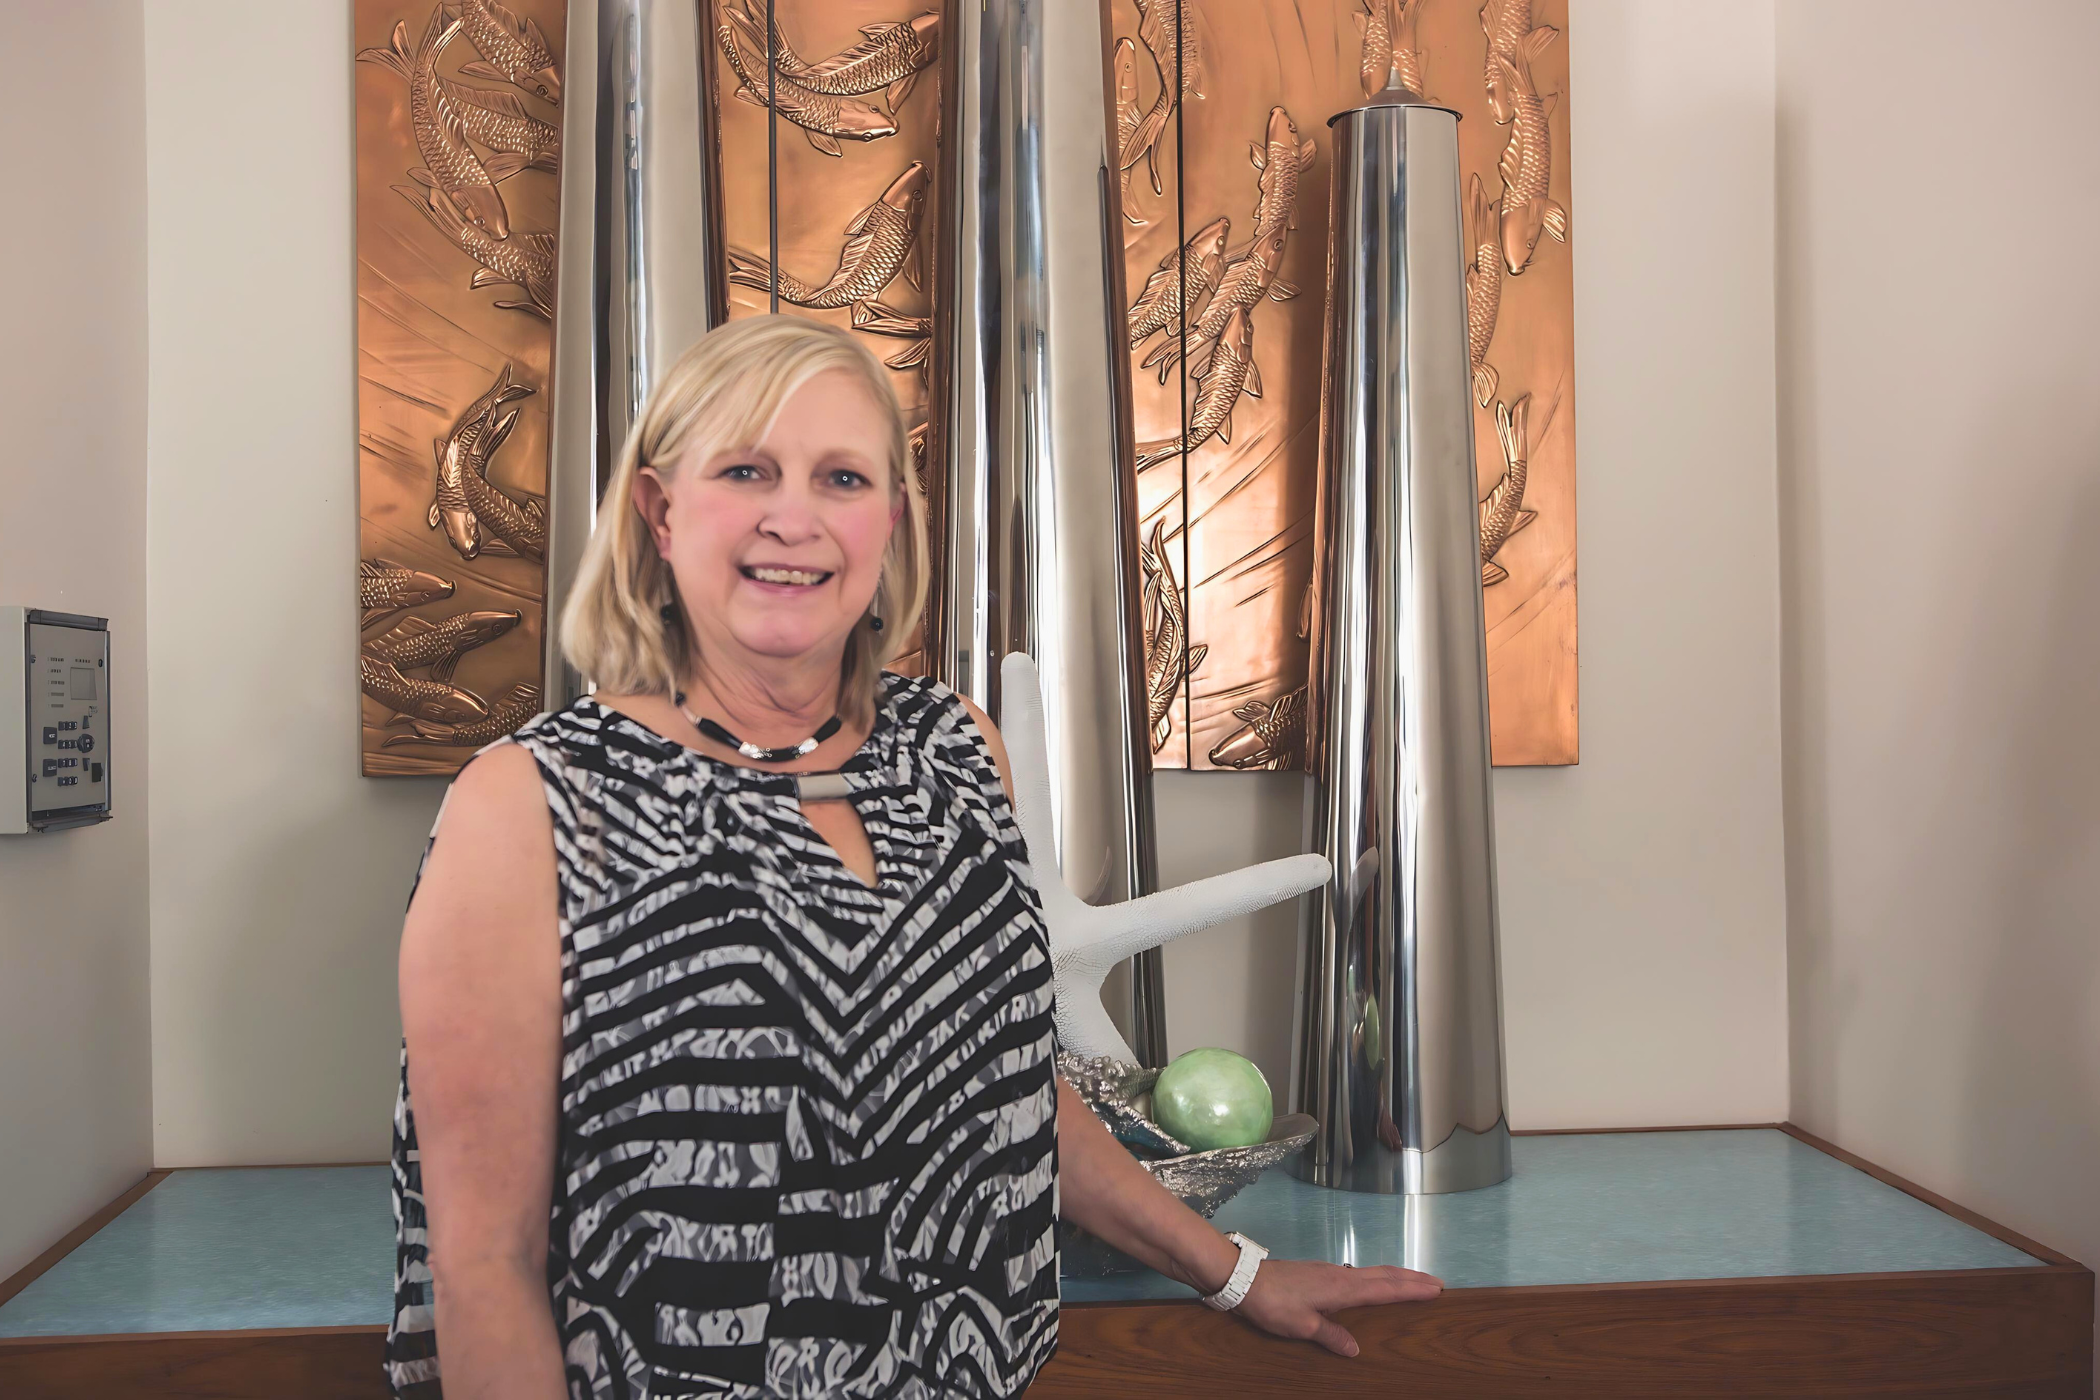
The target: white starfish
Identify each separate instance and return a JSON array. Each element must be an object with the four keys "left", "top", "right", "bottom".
[{"left": 998, "top": 652, "right": 1331, "bottom": 1063}]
